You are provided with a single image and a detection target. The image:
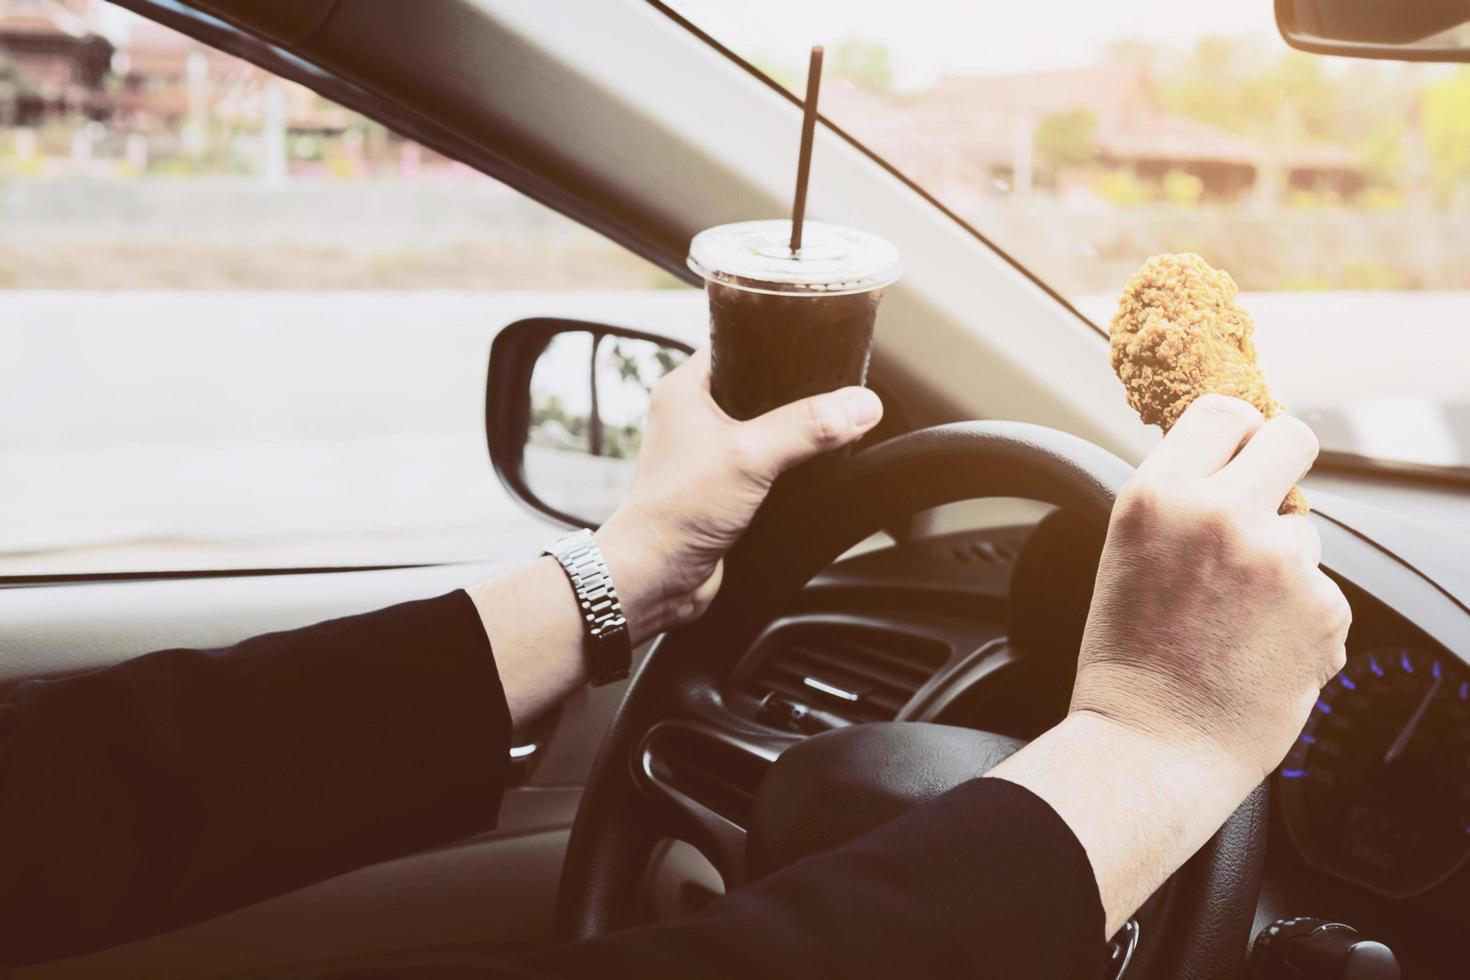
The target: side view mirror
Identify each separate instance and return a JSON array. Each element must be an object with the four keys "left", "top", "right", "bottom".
[
  {"left": 486, "top": 318, "right": 694, "bottom": 529},
  {"left": 1276, "top": 0, "right": 1470, "bottom": 61}
]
